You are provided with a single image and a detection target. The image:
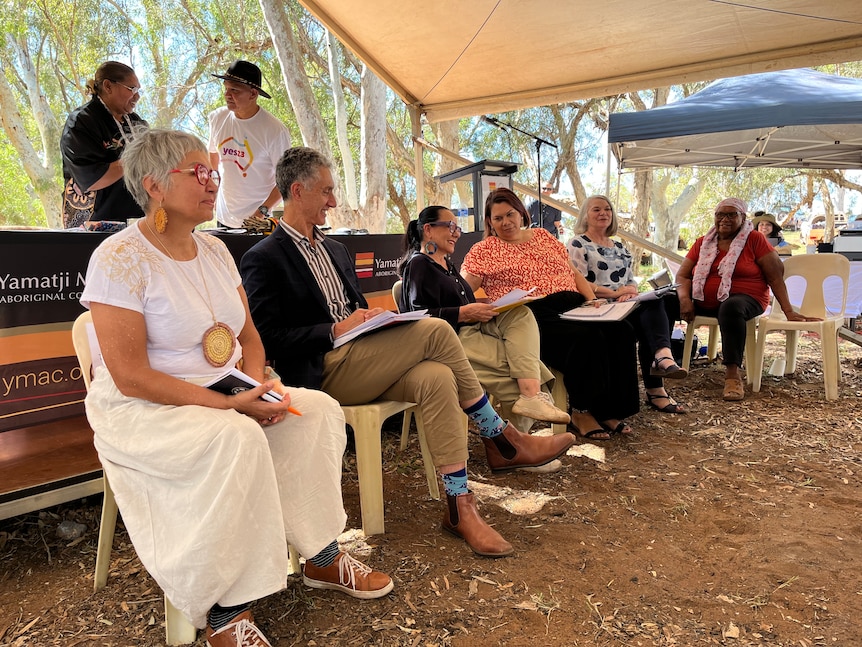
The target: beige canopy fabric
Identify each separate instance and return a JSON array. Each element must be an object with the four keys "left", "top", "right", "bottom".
[{"left": 298, "top": 0, "right": 862, "bottom": 123}]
